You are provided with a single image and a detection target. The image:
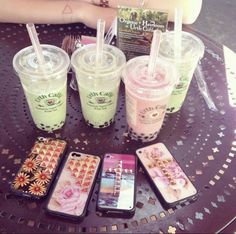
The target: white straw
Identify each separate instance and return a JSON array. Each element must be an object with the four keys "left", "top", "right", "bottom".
[
  {"left": 174, "top": 7, "right": 183, "bottom": 58},
  {"left": 147, "top": 29, "right": 162, "bottom": 77},
  {"left": 96, "top": 19, "right": 106, "bottom": 65},
  {"left": 26, "top": 23, "right": 46, "bottom": 66}
]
